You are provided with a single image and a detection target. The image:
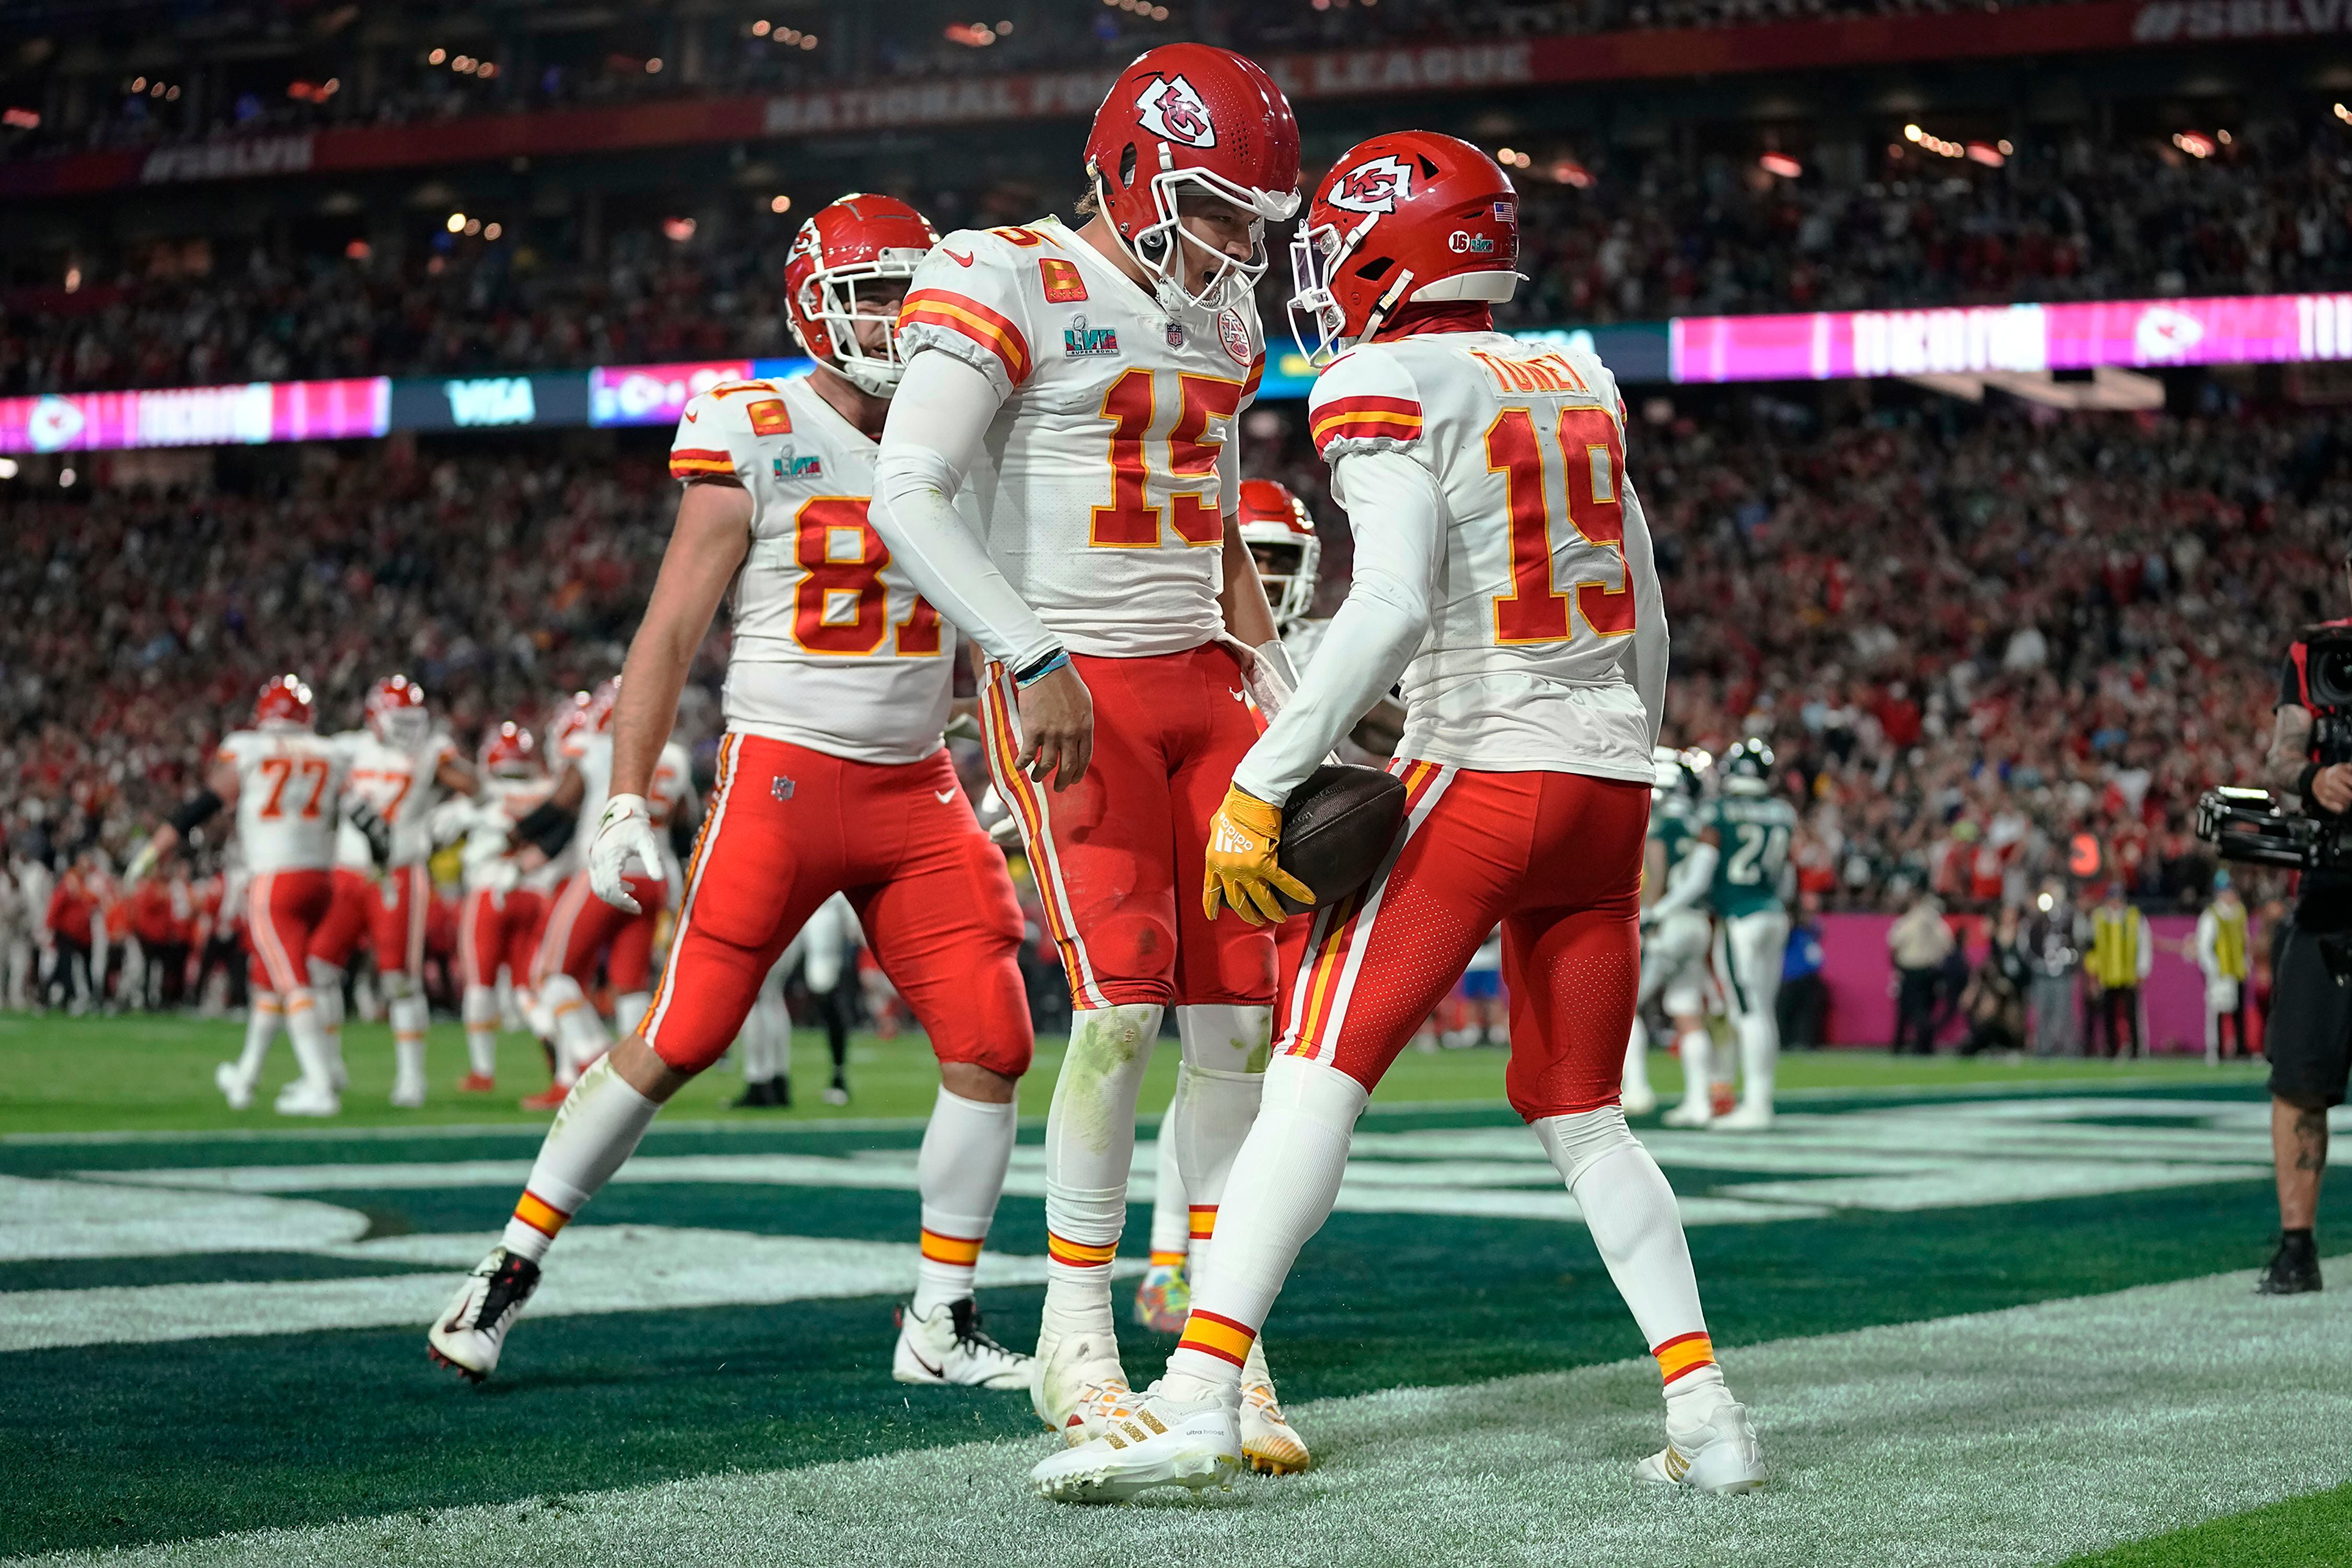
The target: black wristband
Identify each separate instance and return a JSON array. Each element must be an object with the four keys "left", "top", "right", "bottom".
[
  {"left": 514, "top": 799, "right": 569, "bottom": 850},
  {"left": 168, "top": 789, "right": 223, "bottom": 835},
  {"left": 2300, "top": 760, "right": 2325, "bottom": 811},
  {"left": 1012, "top": 647, "right": 1068, "bottom": 687}
]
